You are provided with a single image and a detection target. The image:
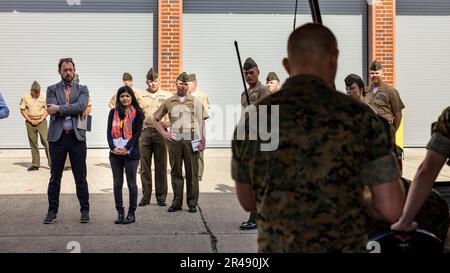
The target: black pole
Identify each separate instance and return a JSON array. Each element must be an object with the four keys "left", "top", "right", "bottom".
[
  {"left": 234, "top": 41, "right": 250, "bottom": 106},
  {"left": 293, "top": 0, "right": 299, "bottom": 31},
  {"left": 308, "top": 0, "right": 323, "bottom": 25}
]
